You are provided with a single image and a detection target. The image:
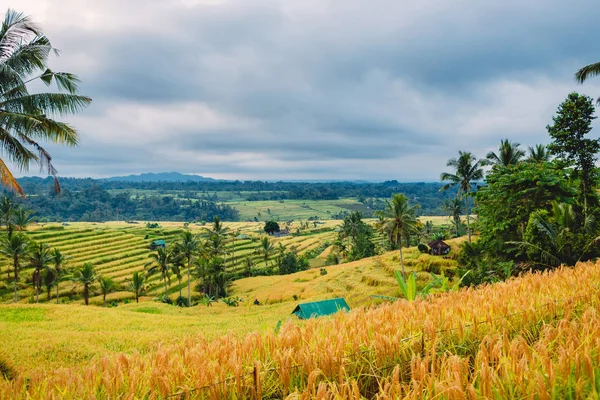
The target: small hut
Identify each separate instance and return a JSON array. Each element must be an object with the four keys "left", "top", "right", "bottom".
[
  {"left": 427, "top": 239, "right": 451, "bottom": 256},
  {"left": 150, "top": 239, "right": 166, "bottom": 250},
  {"left": 291, "top": 298, "right": 350, "bottom": 319}
]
